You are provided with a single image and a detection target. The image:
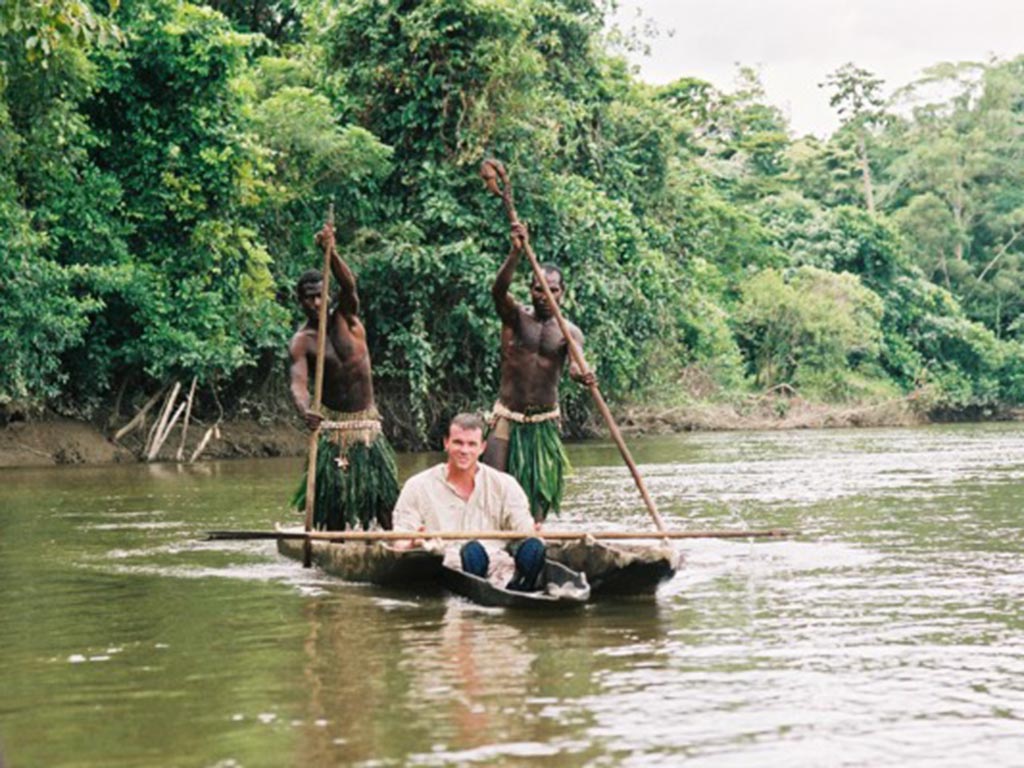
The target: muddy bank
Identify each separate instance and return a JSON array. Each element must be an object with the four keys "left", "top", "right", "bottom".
[
  {"left": 2, "top": 399, "right": 1019, "bottom": 469},
  {"left": 0, "top": 417, "right": 308, "bottom": 469},
  {"left": 615, "top": 394, "right": 1023, "bottom": 437},
  {"left": 616, "top": 396, "right": 929, "bottom": 435},
  {"left": 0, "top": 420, "right": 135, "bottom": 468}
]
